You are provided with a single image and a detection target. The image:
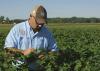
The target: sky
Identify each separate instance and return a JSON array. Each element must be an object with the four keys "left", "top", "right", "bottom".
[{"left": 0, "top": 0, "right": 100, "bottom": 19}]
